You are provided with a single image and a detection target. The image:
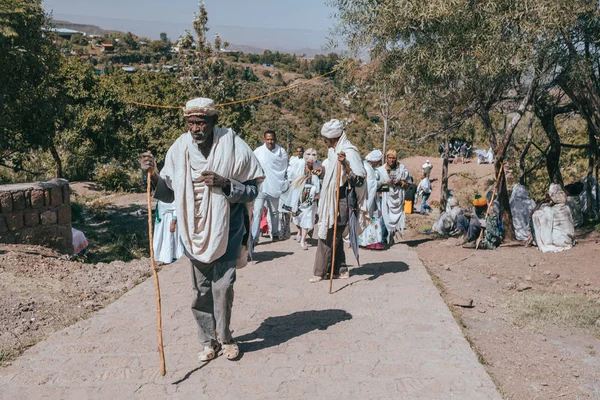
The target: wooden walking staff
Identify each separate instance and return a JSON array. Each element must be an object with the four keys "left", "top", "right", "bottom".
[
  {"left": 329, "top": 162, "right": 343, "bottom": 294},
  {"left": 475, "top": 163, "right": 504, "bottom": 250},
  {"left": 146, "top": 171, "right": 166, "bottom": 376}
]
